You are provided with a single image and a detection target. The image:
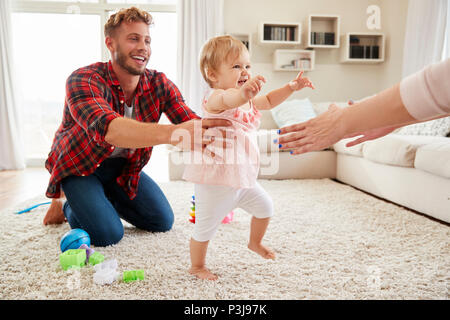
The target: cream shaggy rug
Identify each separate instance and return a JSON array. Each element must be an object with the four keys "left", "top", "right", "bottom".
[{"left": 0, "top": 179, "right": 448, "bottom": 300}]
